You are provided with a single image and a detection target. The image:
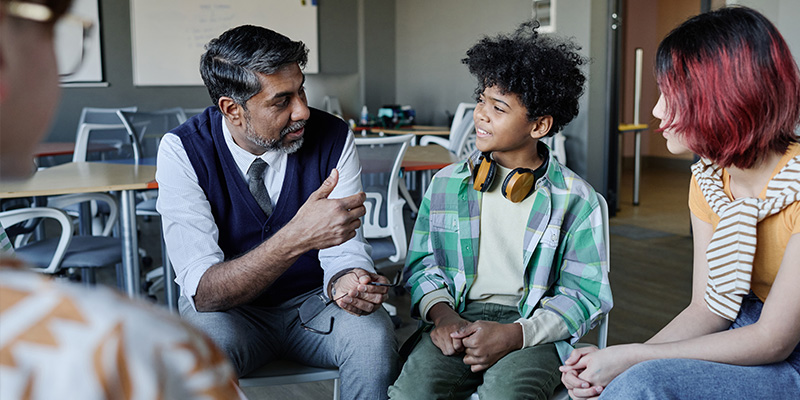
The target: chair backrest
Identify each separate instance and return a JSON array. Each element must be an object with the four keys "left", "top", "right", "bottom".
[
  {"left": 596, "top": 192, "right": 610, "bottom": 348},
  {"left": 451, "top": 113, "right": 476, "bottom": 158},
  {"left": 448, "top": 103, "right": 476, "bottom": 157},
  {"left": 47, "top": 192, "right": 119, "bottom": 237},
  {"left": 0, "top": 207, "right": 73, "bottom": 274},
  {"left": 541, "top": 132, "right": 568, "bottom": 165},
  {"left": 73, "top": 106, "right": 138, "bottom": 162},
  {"left": 322, "top": 96, "right": 343, "bottom": 118},
  {"left": 118, "top": 108, "right": 186, "bottom": 160},
  {"left": 354, "top": 134, "right": 414, "bottom": 263},
  {"left": 182, "top": 107, "right": 207, "bottom": 120}
]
